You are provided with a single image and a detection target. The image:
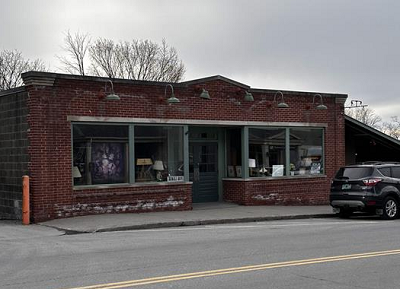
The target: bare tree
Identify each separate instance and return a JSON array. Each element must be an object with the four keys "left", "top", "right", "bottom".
[
  {"left": 88, "top": 38, "right": 185, "bottom": 82},
  {"left": 381, "top": 116, "right": 400, "bottom": 140},
  {"left": 154, "top": 39, "right": 185, "bottom": 82},
  {"left": 345, "top": 106, "right": 382, "bottom": 129},
  {"left": 0, "top": 49, "right": 47, "bottom": 91},
  {"left": 58, "top": 32, "right": 185, "bottom": 81},
  {"left": 89, "top": 38, "right": 121, "bottom": 78},
  {"left": 57, "top": 31, "right": 91, "bottom": 75}
]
